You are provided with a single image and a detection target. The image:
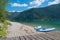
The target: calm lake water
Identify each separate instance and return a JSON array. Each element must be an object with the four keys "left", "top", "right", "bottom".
[{"left": 20, "top": 21, "right": 60, "bottom": 31}]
